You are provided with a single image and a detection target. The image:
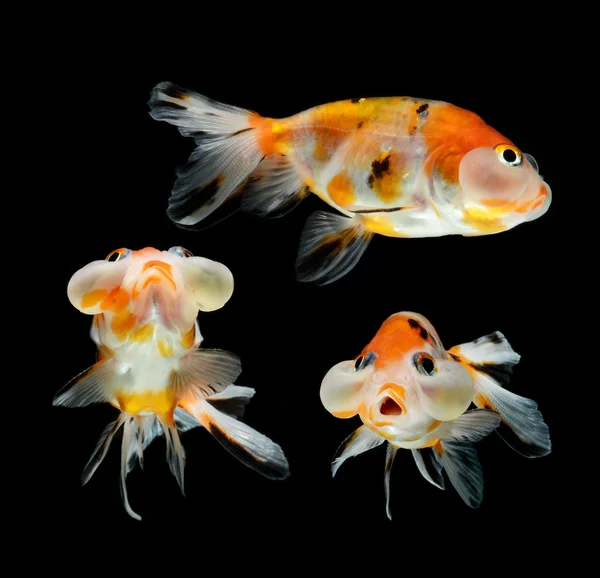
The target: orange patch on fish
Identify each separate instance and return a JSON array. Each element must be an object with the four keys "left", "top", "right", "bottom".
[
  {"left": 116, "top": 389, "right": 177, "bottom": 417},
  {"left": 332, "top": 409, "right": 358, "bottom": 418},
  {"left": 130, "top": 323, "right": 154, "bottom": 343},
  {"left": 363, "top": 315, "right": 432, "bottom": 369},
  {"left": 111, "top": 310, "right": 136, "bottom": 338},
  {"left": 327, "top": 172, "right": 355, "bottom": 206},
  {"left": 248, "top": 115, "right": 282, "bottom": 156},
  {"left": 157, "top": 339, "right": 174, "bottom": 358},
  {"left": 427, "top": 420, "right": 442, "bottom": 432},
  {"left": 181, "top": 326, "right": 196, "bottom": 349},
  {"left": 80, "top": 289, "right": 108, "bottom": 309},
  {"left": 101, "top": 286, "right": 130, "bottom": 313}
]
